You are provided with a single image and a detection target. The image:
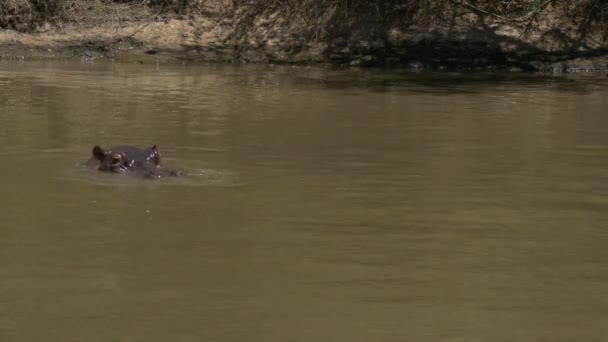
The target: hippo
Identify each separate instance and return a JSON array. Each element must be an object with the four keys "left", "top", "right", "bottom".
[{"left": 86, "top": 145, "right": 182, "bottom": 178}]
